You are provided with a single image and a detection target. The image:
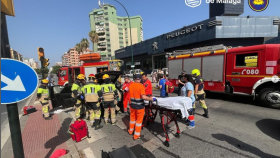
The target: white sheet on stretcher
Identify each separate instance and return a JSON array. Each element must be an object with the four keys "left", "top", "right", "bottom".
[{"left": 145, "top": 97, "right": 193, "bottom": 119}]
